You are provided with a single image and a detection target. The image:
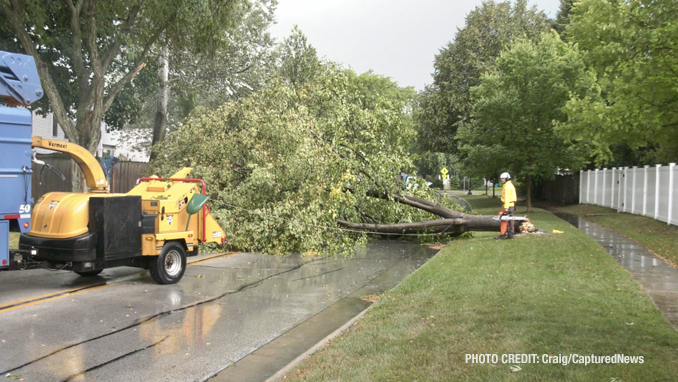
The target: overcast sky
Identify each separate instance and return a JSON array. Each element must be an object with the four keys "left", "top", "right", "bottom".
[{"left": 270, "top": 0, "right": 561, "bottom": 91}]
